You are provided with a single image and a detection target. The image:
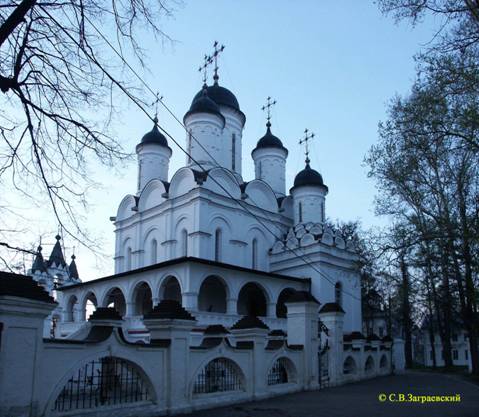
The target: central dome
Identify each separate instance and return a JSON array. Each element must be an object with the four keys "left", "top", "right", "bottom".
[
  {"left": 191, "top": 83, "right": 240, "bottom": 111},
  {"left": 254, "top": 124, "right": 288, "bottom": 153}
]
